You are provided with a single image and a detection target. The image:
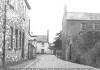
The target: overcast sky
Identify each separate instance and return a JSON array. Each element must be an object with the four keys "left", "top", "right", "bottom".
[{"left": 28, "top": 0, "right": 100, "bottom": 43}]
